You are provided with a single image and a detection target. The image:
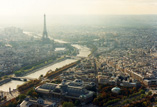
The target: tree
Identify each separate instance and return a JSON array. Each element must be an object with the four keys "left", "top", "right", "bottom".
[
  {"left": 8, "top": 103, "right": 16, "bottom": 107},
  {"left": 26, "top": 88, "right": 38, "bottom": 98},
  {"left": 148, "top": 91, "right": 152, "bottom": 96},
  {"left": 143, "top": 101, "right": 147, "bottom": 107},
  {"left": 3, "top": 75, "right": 8, "bottom": 79},
  {"left": 18, "top": 94, "right": 26, "bottom": 100},
  {"left": 140, "top": 89, "right": 145, "bottom": 94},
  {"left": 63, "top": 102, "right": 74, "bottom": 107},
  {"left": 140, "top": 94, "right": 145, "bottom": 98},
  {"left": 74, "top": 100, "right": 80, "bottom": 106}
]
